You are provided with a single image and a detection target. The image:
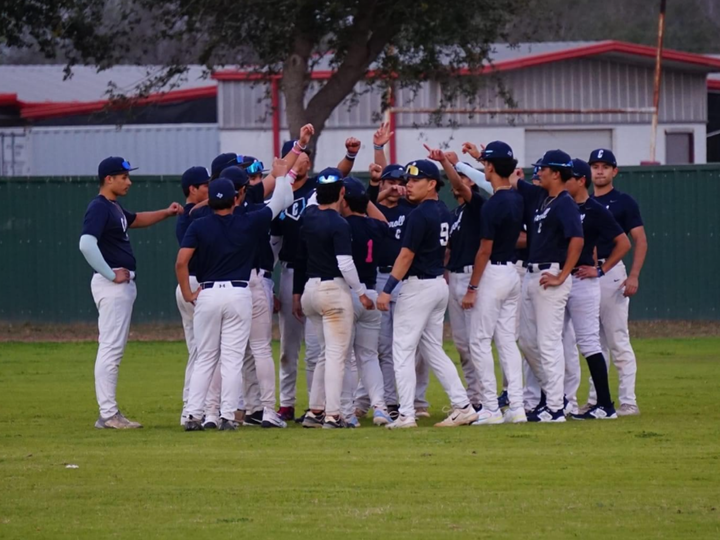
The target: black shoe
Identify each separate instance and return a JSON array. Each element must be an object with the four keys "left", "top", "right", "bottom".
[
  {"left": 571, "top": 403, "right": 618, "bottom": 420},
  {"left": 219, "top": 418, "right": 239, "bottom": 431},
  {"left": 387, "top": 404, "right": 400, "bottom": 421},
  {"left": 322, "top": 415, "right": 347, "bottom": 429},
  {"left": 295, "top": 409, "right": 309, "bottom": 424},
  {"left": 203, "top": 420, "right": 218, "bottom": 429},
  {"left": 527, "top": 406, "right": 566, "bottom": 423},
  {"left": 184, "top": 415, "right": 205, "bottom": 432},
  {"left": 278, "top": 406, "right": 295, "bottom": 422},
  {"left": 243, "top": 410, "right": 263, "bottom": 427},
  {"left": 302, "top": 410, "right": 325, "bottom": 428},
  {"left": 497, "top": 390, "right": 509, "bottom": 409}
]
